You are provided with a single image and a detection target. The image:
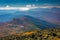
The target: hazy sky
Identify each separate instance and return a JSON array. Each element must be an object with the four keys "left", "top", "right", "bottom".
[
  {"left": 0, "top": 0, "right": 60, "bottom": 7},
  {"left": 0, "top": 0, "right": 60, "bottom": 25}
]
